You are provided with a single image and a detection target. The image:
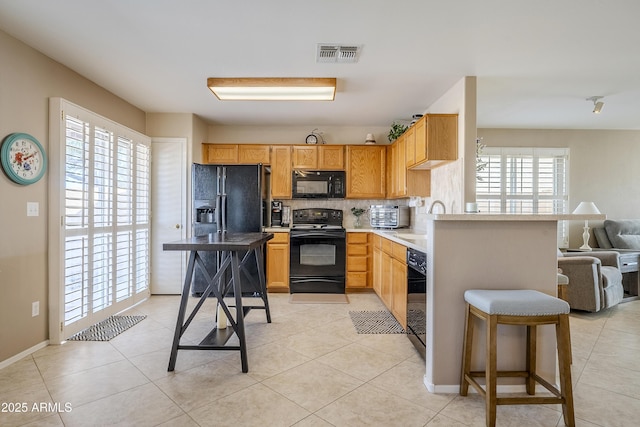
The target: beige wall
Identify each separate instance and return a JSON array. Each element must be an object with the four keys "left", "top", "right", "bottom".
[
  {"left": 478, "top": 128, "right": 640, "bottom": 247},
  {"left": 207, "top": 125, "right": 390, "bottom": 146},
  {"left": 0, "top": 29, "right": 145, "bottom": 363}
]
